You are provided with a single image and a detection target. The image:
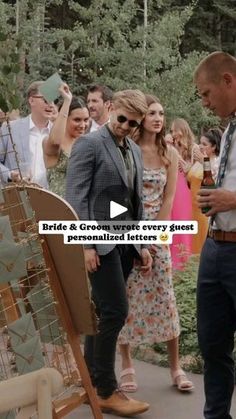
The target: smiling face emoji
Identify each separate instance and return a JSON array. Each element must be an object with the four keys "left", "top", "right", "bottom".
[{"left": 159, "top": 232, "right": 169, "bottom": 242}]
